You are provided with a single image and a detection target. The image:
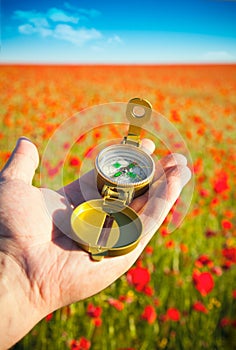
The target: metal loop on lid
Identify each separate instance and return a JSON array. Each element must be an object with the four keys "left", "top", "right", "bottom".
[{"left": 125, "top": 98, "right": 152, "bottom": 146}]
